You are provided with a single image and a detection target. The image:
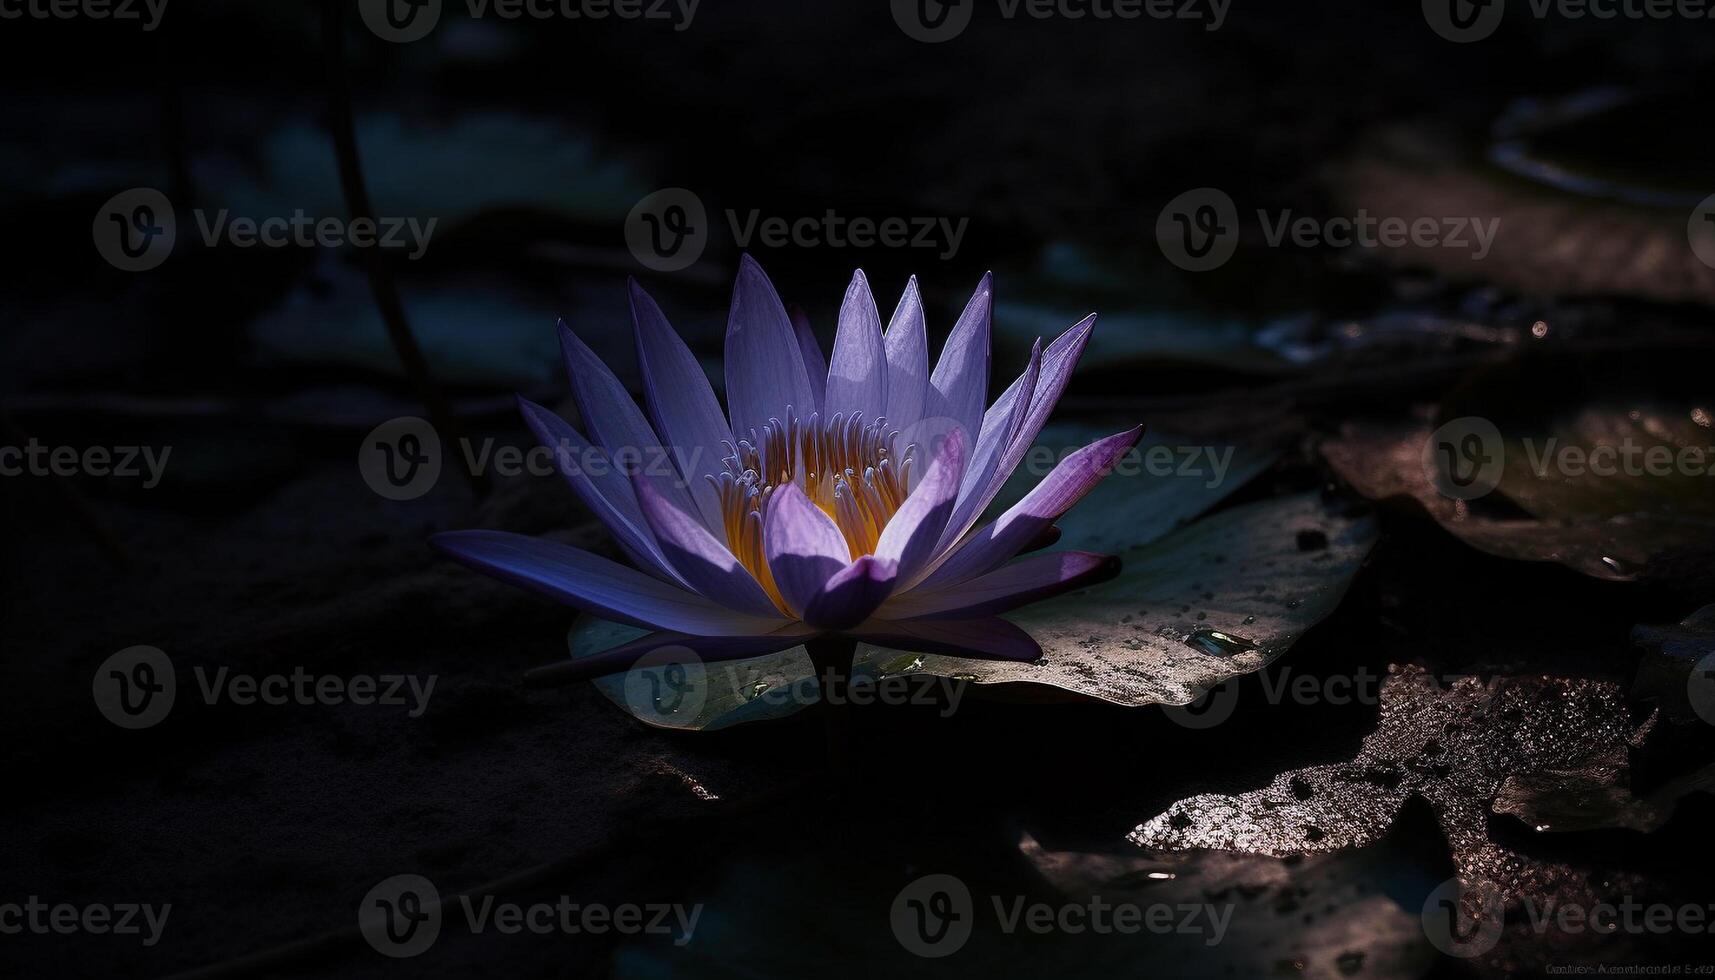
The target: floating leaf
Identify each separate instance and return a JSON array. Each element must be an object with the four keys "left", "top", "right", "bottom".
[
  {"left": 1019, "top": 832, "right": 1440, "bottom": 980},
  {"left": 1131, "top": 667, "right": 1672, "bottom": 974},
  {"left": 870, "top": 492, "right": 1375, "bottom": 706},
  {"left": 1323, "top": 349, "right": 1715, "bottom": 588}
]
